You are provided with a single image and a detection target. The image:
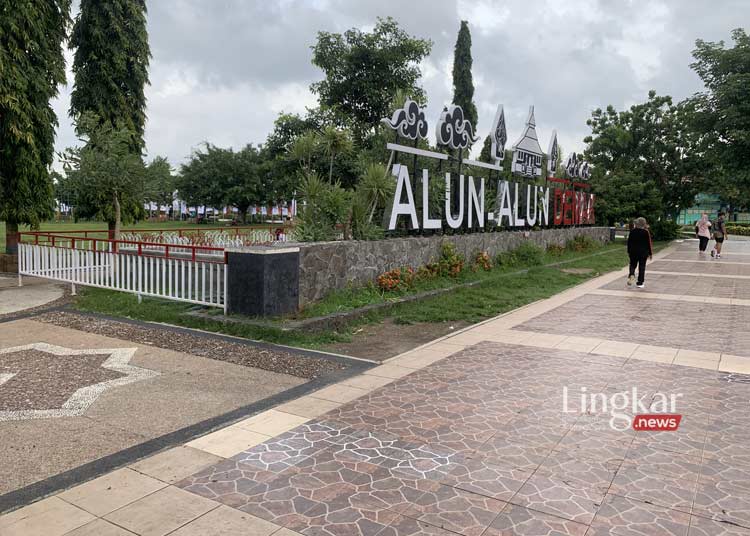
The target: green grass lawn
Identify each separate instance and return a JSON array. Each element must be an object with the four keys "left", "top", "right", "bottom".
[{"left": 72, "top": 239, "right": 658, "bottom": 350}]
